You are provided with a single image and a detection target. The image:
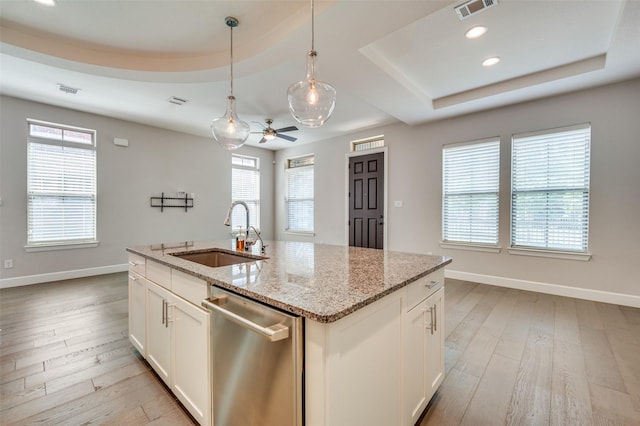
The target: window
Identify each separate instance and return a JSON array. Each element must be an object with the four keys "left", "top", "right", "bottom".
[
  {"left": 442, "top": 139, "right": 500, "bottom": 246},
  {"left": 351, "top": 135, "right": 384, "bottom": 152},
  {"left": 27, "top": 120, "right": 97, "bottom": 247},
  {"left": 285, "top": 155, "right": 314, "bottom": 233},
  {"left": 511, "top": 124, "right": 591, "bottom": 253},
  {"left": 231, "top": 154, "right": 260, "bottom": 231}
]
